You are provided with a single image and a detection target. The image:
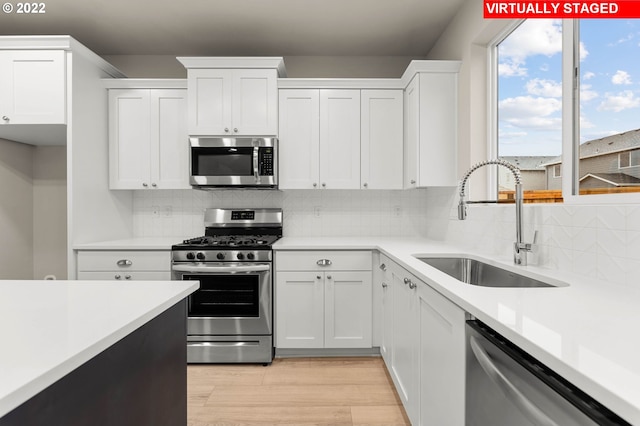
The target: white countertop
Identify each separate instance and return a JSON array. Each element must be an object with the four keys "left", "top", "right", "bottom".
[
  {"left": 0, "top": 280, "right": 198, "bottom": 418},
  {"left": 274, "top": 237, "right": 640, "bottom": 424},
  {"left": 73, "top": 237, "right": 182, "bottom": 250}
]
